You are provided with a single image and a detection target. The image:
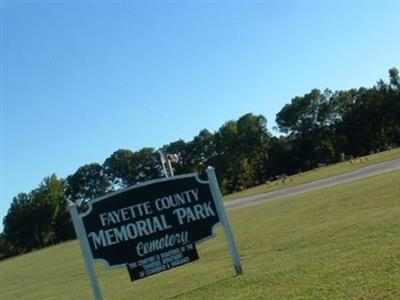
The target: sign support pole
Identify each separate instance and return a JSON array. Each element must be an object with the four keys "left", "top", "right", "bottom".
[
  {"left": 69, "top": 203, "right": 104, "bottom": 300},
  {"left": 206, "top": 167, "right": 243, "bottom": 275}
]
